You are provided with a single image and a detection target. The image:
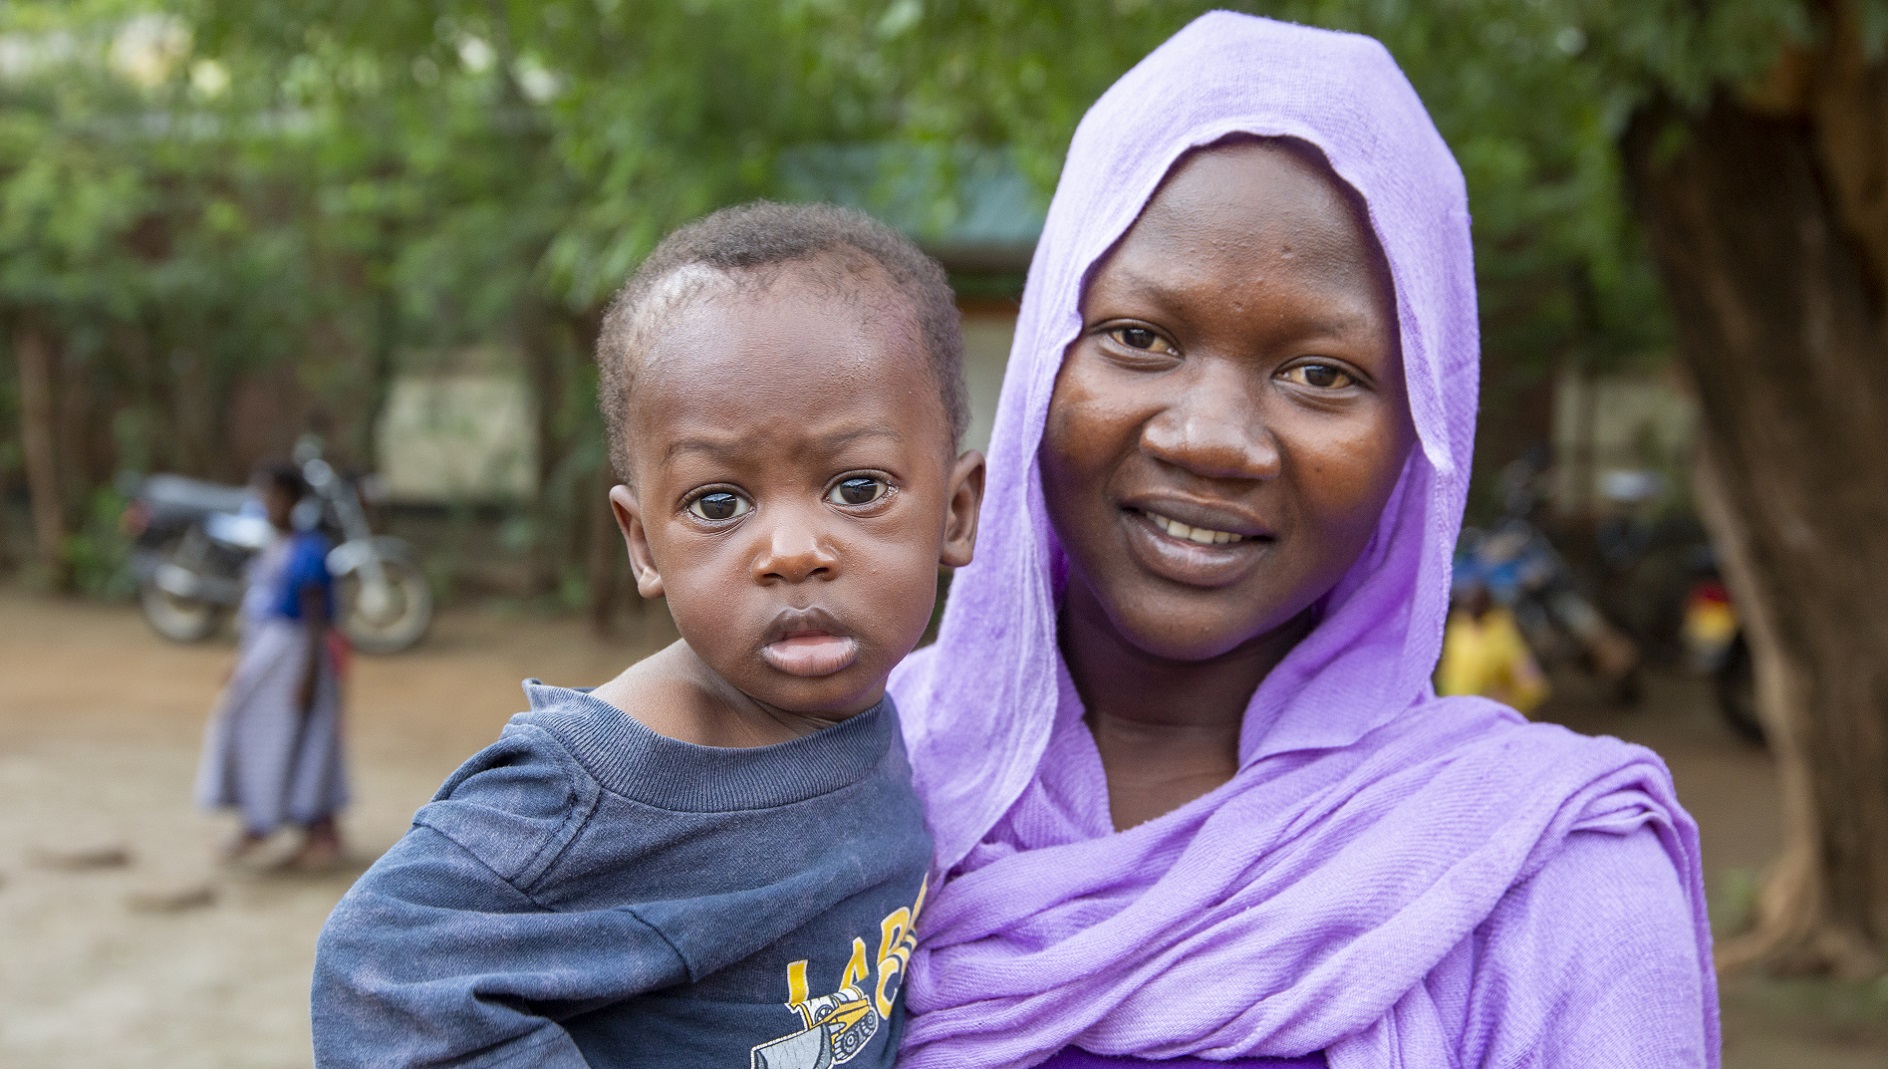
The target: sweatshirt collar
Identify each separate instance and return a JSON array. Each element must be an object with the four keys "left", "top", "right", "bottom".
[{"left": 518, "top": 680, "right": 897, "bottom": 812}]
